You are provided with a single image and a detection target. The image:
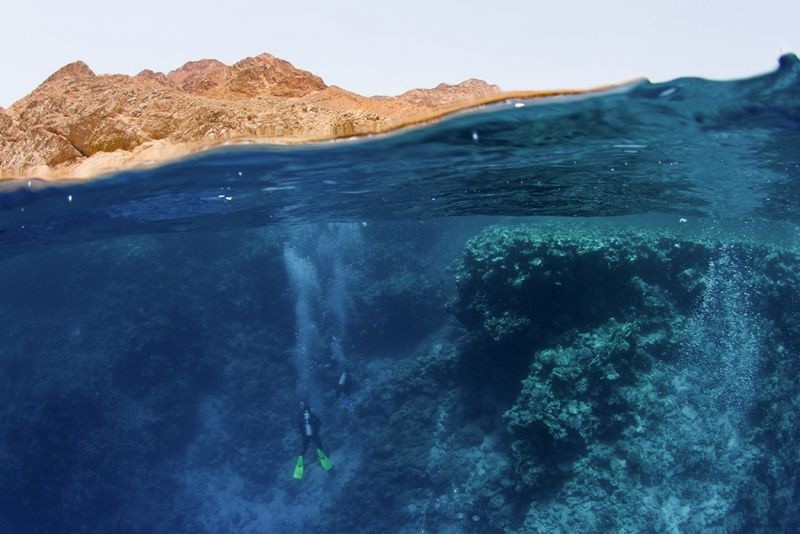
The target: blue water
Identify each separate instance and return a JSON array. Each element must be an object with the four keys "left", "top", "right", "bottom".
[
  {"left": 0, "top": 55, "right": 798, "bottom": 533},
  {"left": 3, "top": 54, "right": 800, "bottom": 254}
]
